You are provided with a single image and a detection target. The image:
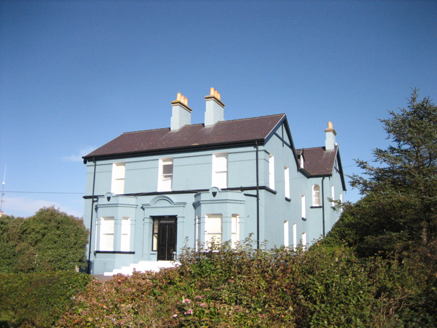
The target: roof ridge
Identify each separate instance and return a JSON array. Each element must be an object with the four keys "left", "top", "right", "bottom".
[{"left": 219, "top": 113, "right": 285, "bottom": 123}]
